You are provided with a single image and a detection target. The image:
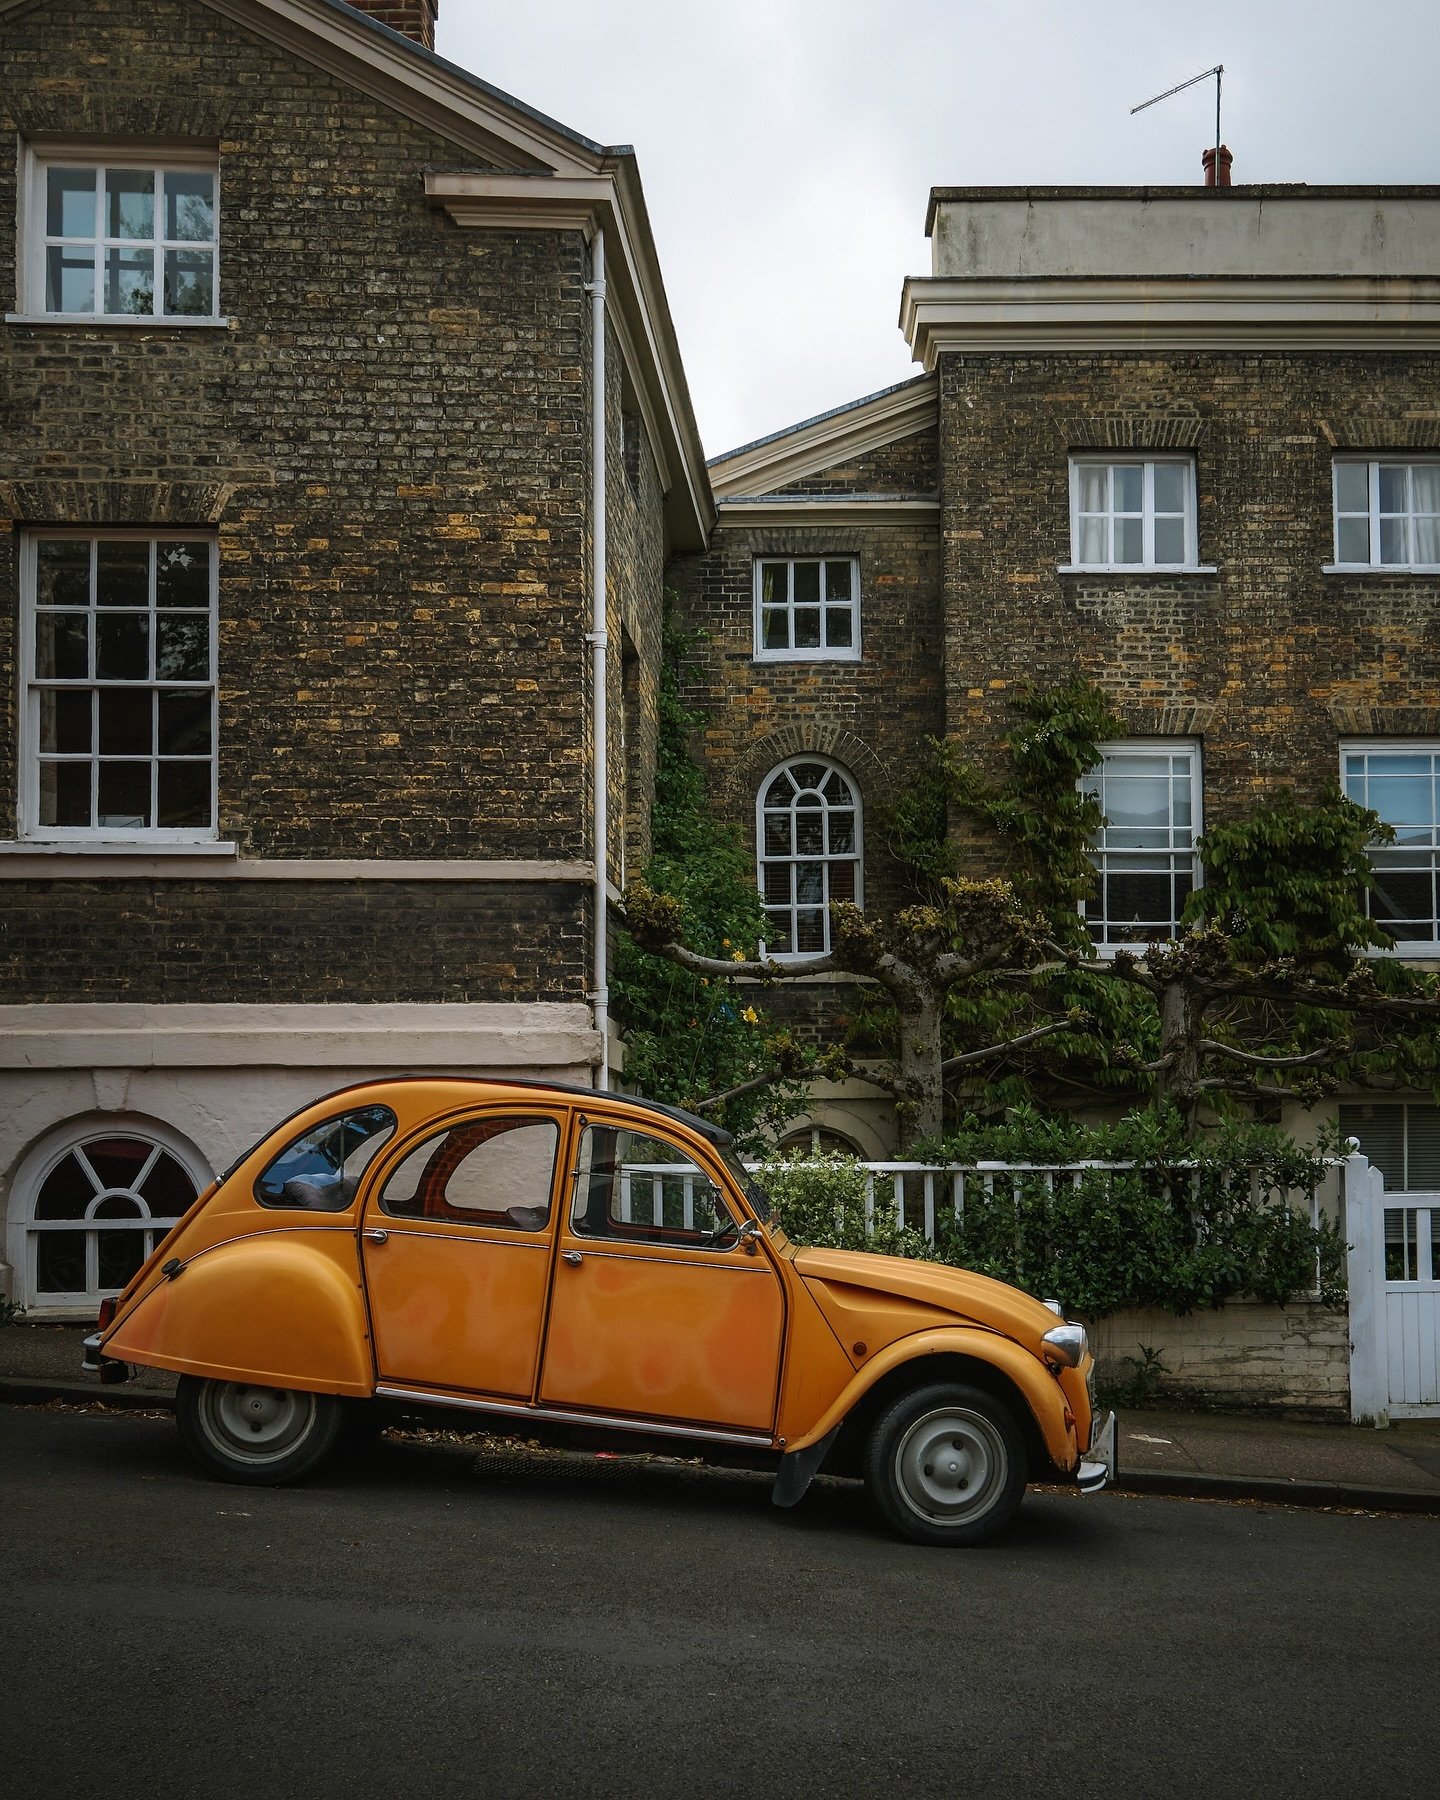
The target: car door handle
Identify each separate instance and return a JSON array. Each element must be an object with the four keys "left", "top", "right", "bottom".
[
  {"left": 362, "top": 1228, "right": 389, "bottom": 1244},
  {"left": 562, "top": 1250, "right": 583, "bottom": 1266}
]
